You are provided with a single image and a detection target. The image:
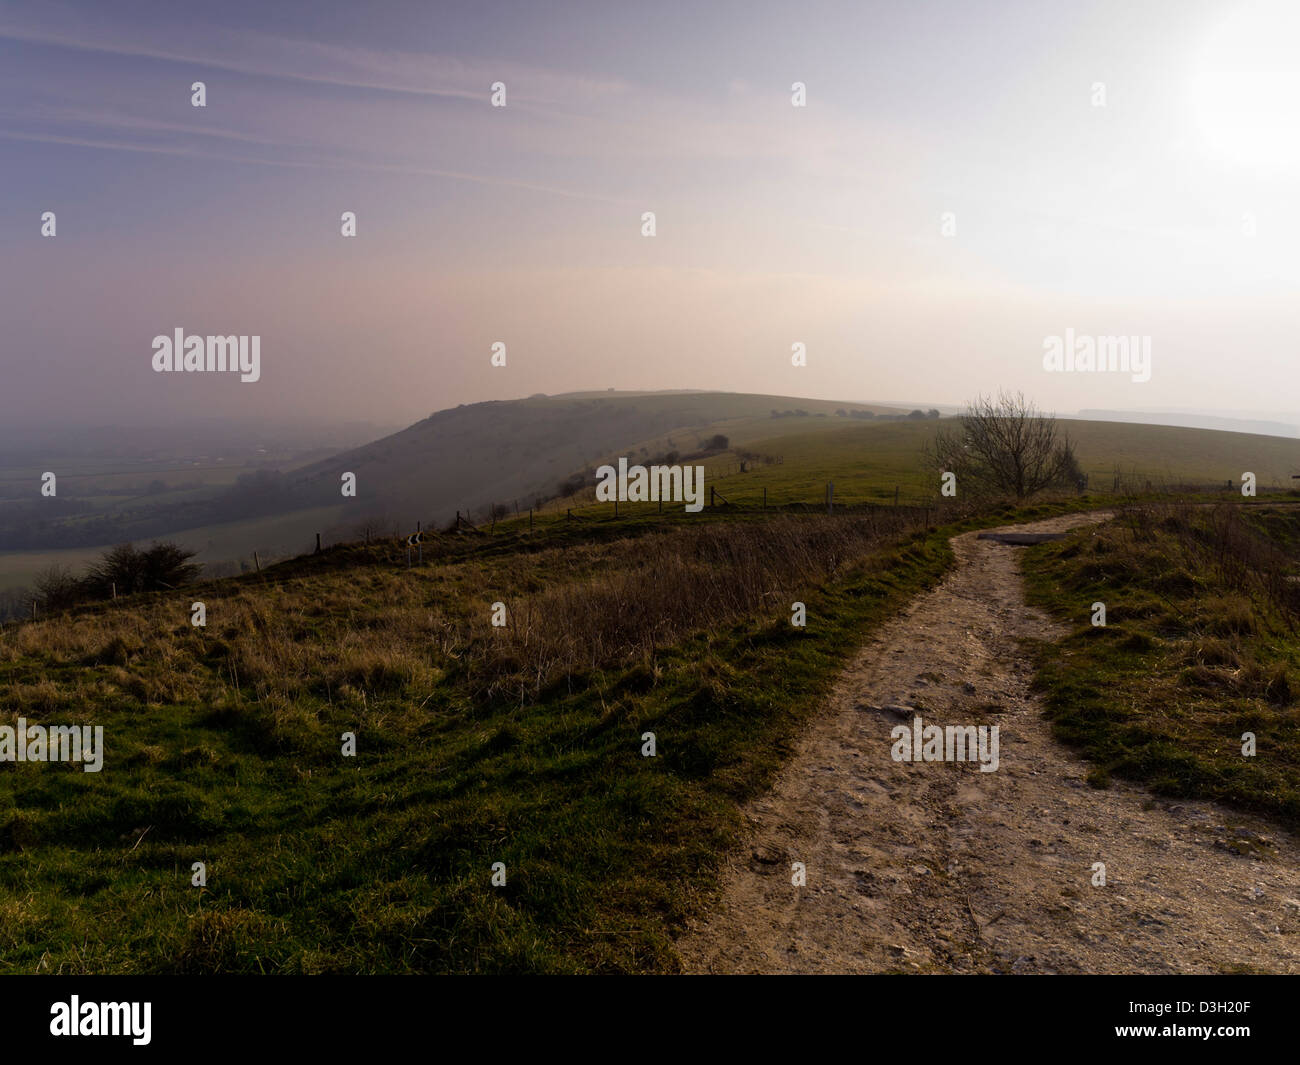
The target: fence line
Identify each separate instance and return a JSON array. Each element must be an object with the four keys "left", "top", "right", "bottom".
[{"left": 6, "top": 478, "right": 1295, "bottom": 621}]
